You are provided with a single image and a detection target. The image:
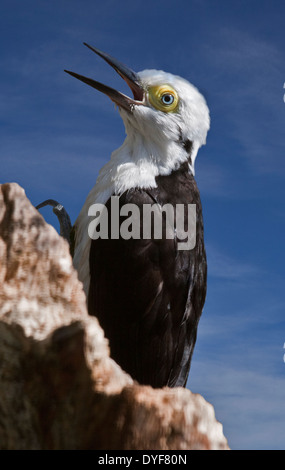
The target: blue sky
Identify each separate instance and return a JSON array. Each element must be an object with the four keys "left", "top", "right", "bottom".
[{"left": 1, "top": 0, "right": 285, "bottom": 450}]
